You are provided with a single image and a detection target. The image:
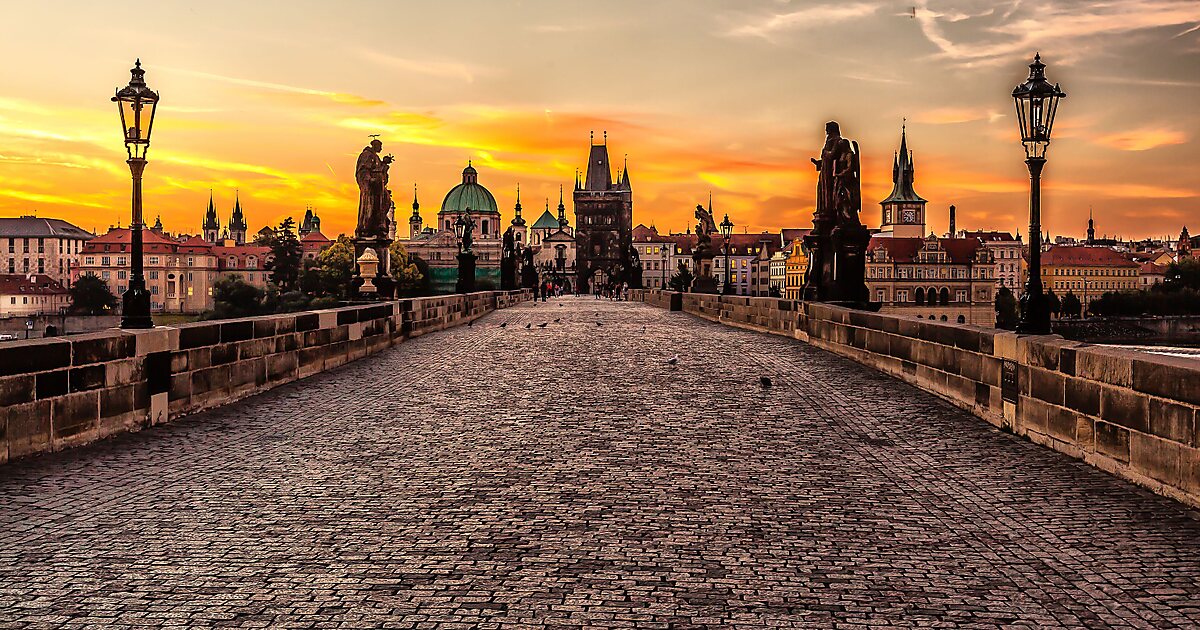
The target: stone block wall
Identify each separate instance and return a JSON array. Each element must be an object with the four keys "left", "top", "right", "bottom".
[
  {"left": 0, "top": 290, "right": 530, "bottom": 464},
  {"left": 632, "top": 289, "right": 1200, "bottom": 508}
]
